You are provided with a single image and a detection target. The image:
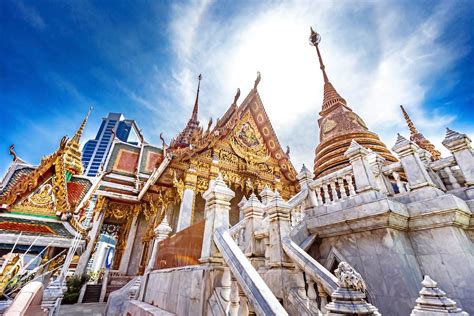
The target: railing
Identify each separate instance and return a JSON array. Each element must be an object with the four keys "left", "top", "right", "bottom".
[
  {"left": 153, "top": 220, "right": 205, "bottom": 269},
  {"left": 381, "top": 162, "right": 410, "bottom": 195},
  {"left": 214, "top": 227, "right": 288, "bottom": 316},
  {"left": 308, "top": 166, "right": 356, "bottom": 205},
  {"left": 282, "top": 237, "right": 337, "bottom": 295},
  {"left": 430, "top": 156, "right": 466, "bottom": 191}
]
